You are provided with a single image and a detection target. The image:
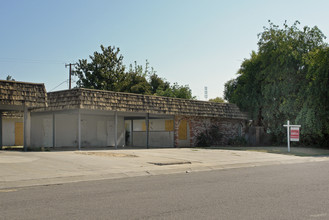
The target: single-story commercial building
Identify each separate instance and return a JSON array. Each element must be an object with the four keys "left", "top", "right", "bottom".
[
  {"left": 1, "top": 80, "right": 248, "bottom": 150},
  {"left": 0, "top": 80, "right": 47, "bottom": 150}
]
